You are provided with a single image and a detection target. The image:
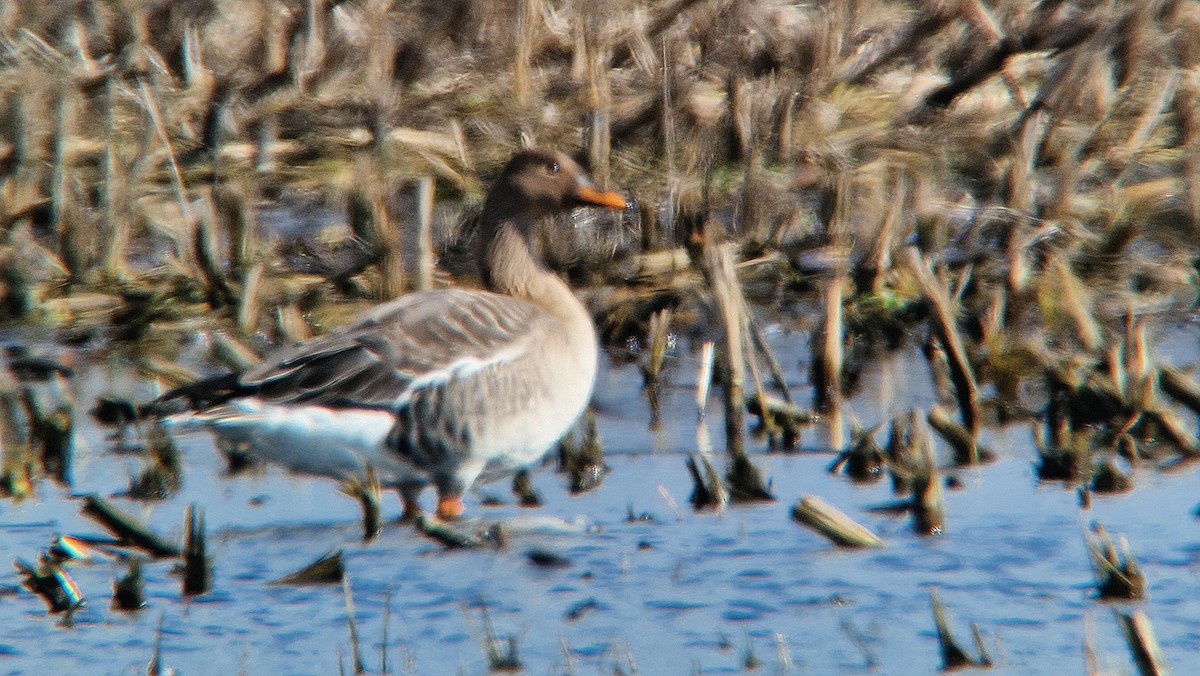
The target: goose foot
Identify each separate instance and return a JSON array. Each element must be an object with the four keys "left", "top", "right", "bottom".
[{"left": 436, "top": 495, "right": 465, "bottom": 520}]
